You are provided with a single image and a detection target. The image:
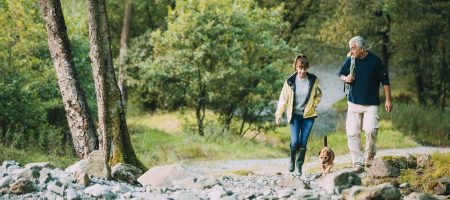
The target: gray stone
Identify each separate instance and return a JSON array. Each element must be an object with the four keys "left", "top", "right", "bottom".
[
  {"left": 400, "top": 182, "right": 410, "bottom": 188},
  {"left": 65, "top": 150, "right": 109, "bottom": 179},
  {"left": 74, "top": 171, "right": 89, "bottom": 187},
  {"left": 39, "top": 169, "right": 53, "bottom": 186},
  {"left": 209, "top": 185, "right": 227, "bottom": 200},
  {"left": 416, "top": 154, "right": 432, "bottom": 168},
  {"left": 432, "top": 177, "right": 450, "bottom": 195},
  {"left": 2, "top": 161, "right": 19, "bottom": 170},
  {"left": 112, "top": 184, "right": 130, "bottom": 194},
  {"left": 137, "top": 163, "right": 200, "bottom": 187},
  {"left": 277, "top": 188, "right": 293, "bottom": 198},
  {"left": 10, "top": 178, "right": 36, "bottom": 194},
  {"left": 111, "top": 163, "right": 143, "bottom": 184},
  {"left": 369, "top": 156, "right": 417, "bottom": 178},
  {"left": 48, "top": 181, "right": 65, "bottom": 196},
  {"left": 18, "top": 168, "right": 40, "bottom": 180},
  {"left": 0, "top": 176, "right": 14, "bottom": 188},
  {"left": 84, "top": 184, "right": 111, "bottom": 198},
  {"left": 341, "top": 183, "right": 401, "bottom": 200},
  {"left": 66, "top": 188, "right": 81, "bottom": 200},
  {"left": 24, "top": 162, "right": 54, "bottom": 170},
  {"left": 404, "top": 192, "right": 439, "bottom": 200},
  {"left": 277, "top": 174, "right": 306, "bottom": 189},
  {"left": 317, "top": 171, "right": 362, "bottom": 194}
]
